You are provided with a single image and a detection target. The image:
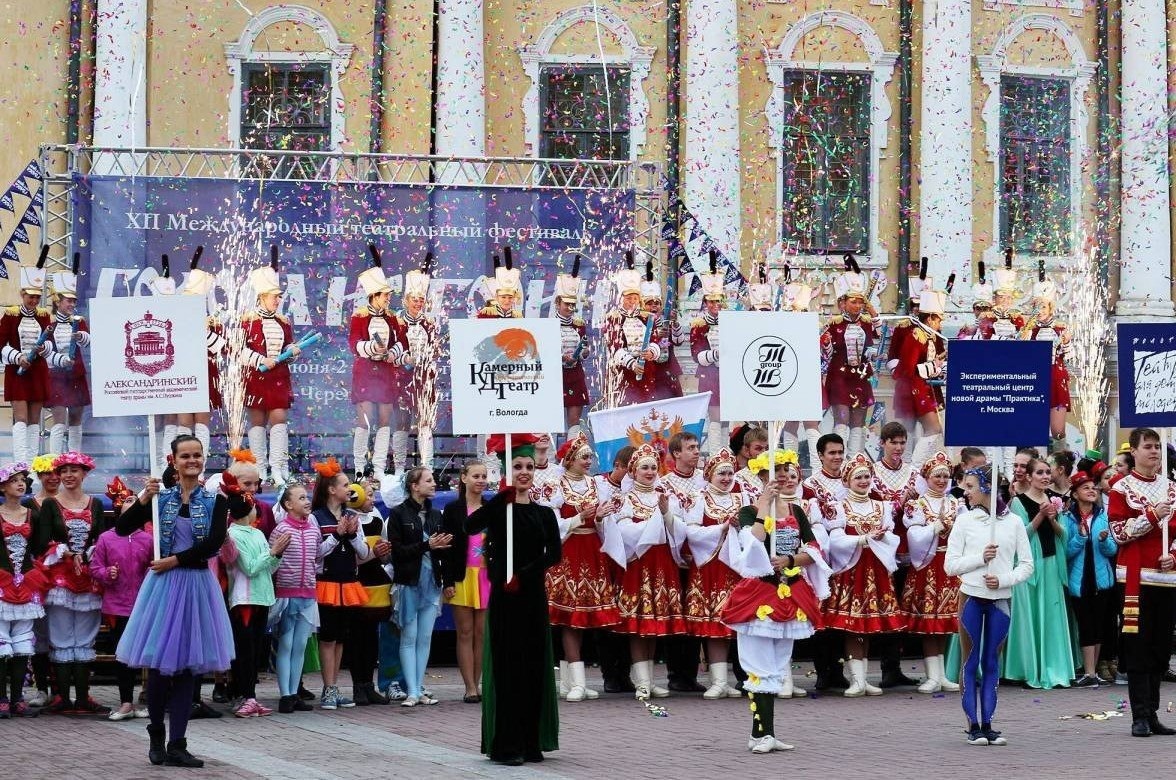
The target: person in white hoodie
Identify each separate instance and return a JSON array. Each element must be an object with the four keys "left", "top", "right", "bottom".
[{"left": 945, "top": 463, "right": 1033, "bottom": 747}]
